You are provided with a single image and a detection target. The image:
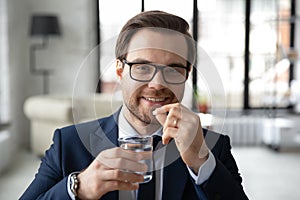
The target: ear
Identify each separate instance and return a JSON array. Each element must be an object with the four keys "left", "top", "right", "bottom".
[
  {"left": 187, "top": 63, "right": 193, "bottom": 79},
  {"left": 188, "top": 62, "right": 193, "bottom": 73},
  {"left": 116, "top": 59, "right": 124, "bottom": 80}
]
